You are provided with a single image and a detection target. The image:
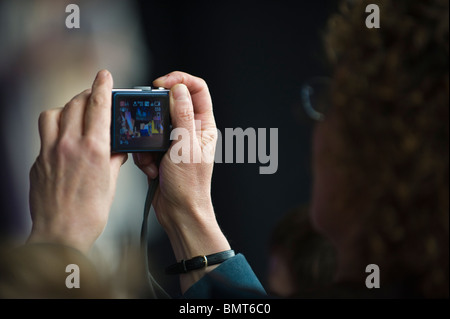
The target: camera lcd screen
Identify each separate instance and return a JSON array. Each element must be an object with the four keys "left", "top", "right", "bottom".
[{"left": 112, "top": 92, "right": 171, "bottom": 152}]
